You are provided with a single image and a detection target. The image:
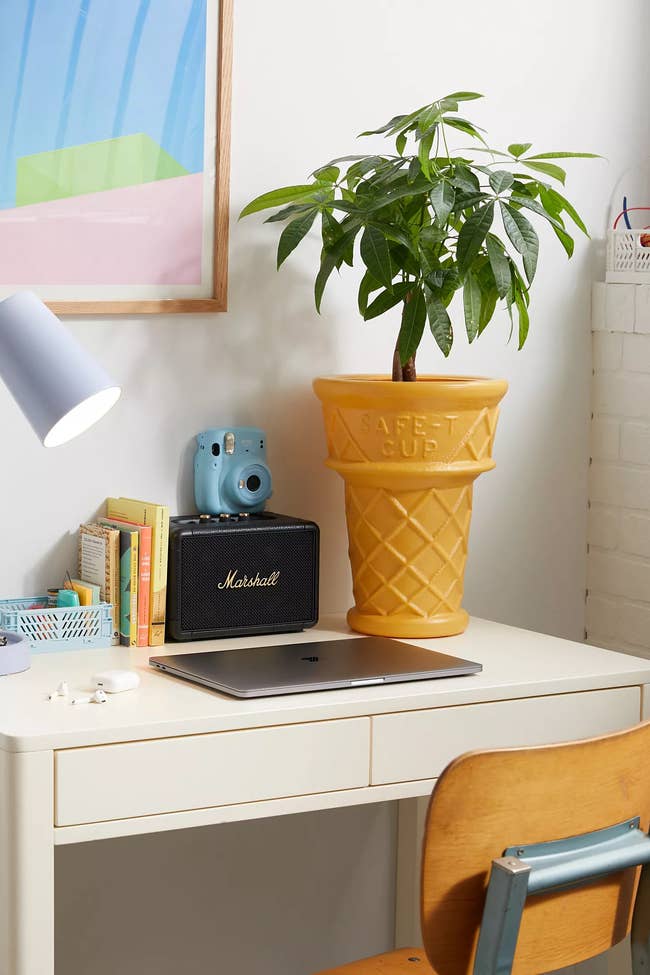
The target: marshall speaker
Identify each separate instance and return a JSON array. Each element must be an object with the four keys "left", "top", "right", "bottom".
[{"left": 167, "top": 512, "right": 319, "bottom": 641}]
